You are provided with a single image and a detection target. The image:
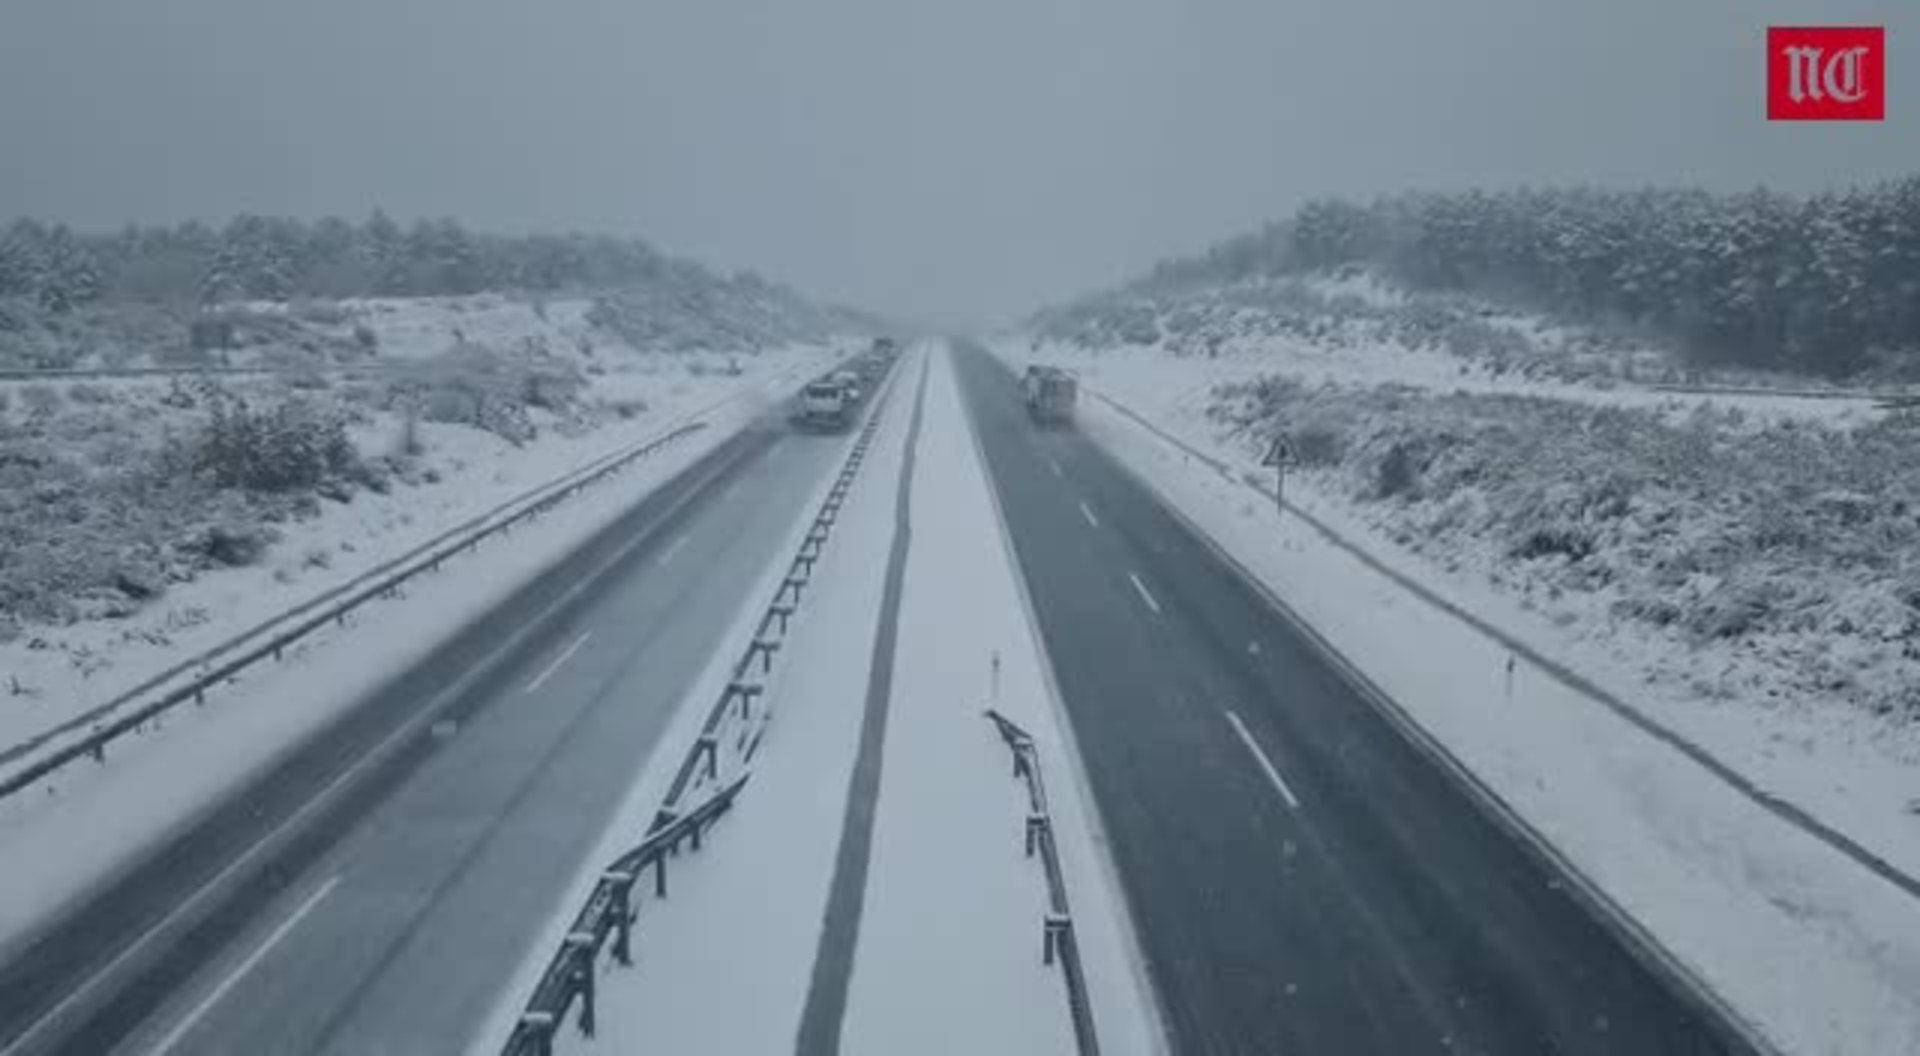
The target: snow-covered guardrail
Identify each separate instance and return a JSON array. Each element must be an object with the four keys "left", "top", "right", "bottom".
[
  {"left": 0, "top": 362, "right": 428, "bottom": 382},
  {"left": 984, "top": 709, "right": 1101, "bottom": 1056},
  {"left": 501, "top": 773, "right": 750, "bottom": 1056},
  {"left": 497, "top": 352, "right": 902, "bottom": 1056},
  {"left": 0, "top": 418, "right": 713, "bottom": 802},
  {"left": 1085, "top": 386, "right": 1920, "bottom": 911},
  {"left": 1648, "top": 382, "right": 1920, "bottom": 409}
]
